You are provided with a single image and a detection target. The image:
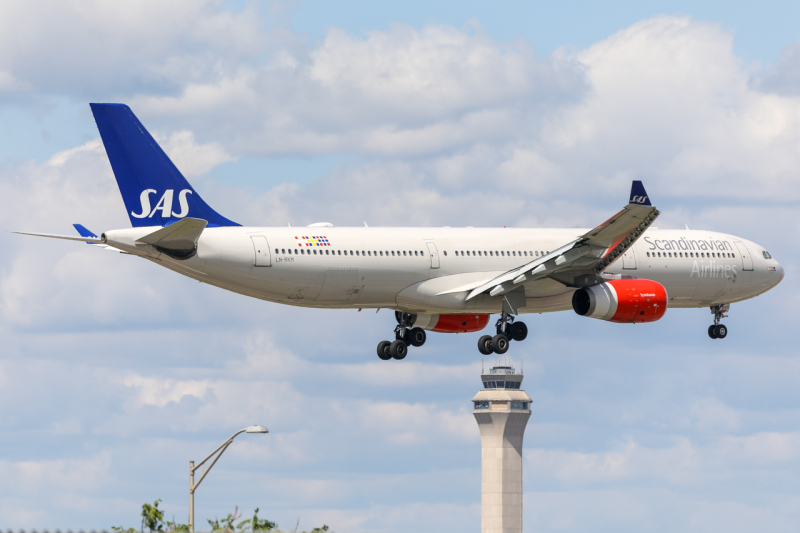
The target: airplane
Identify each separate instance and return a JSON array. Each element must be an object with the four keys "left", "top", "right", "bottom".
[{"left": 15, "top": 104, "right": 785, "bottom": 360}]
